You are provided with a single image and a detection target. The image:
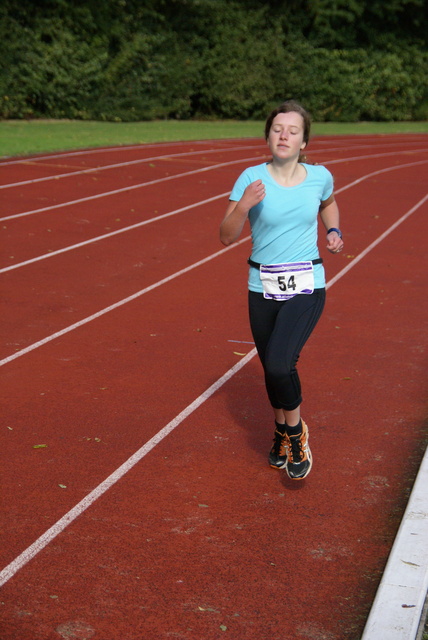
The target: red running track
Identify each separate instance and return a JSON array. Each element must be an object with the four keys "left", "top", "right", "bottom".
[{"left": 0, "top": 134, "right": 427, "bottom": 640}]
